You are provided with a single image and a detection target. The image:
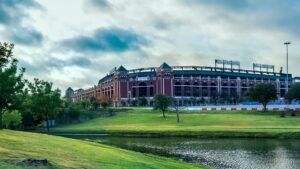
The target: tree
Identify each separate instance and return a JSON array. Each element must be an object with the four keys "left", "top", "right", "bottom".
[
  {"left": 138, "top": 97, "right": 148, "bottom": 107},
  {"left": 172, "top": 98, "right": 183, "bottom": 123},
  {"left": 78, "top": 100, "right": 89, "bottom": 109},
  {"left": 0, "top": 42, "right": 25, "bottom": 129},
  {"left": 100, "top": 95, "right": 111, "bottom": 109},
  {"left": 2, "top": 109, "right": 22, "bottom": 129},
  {"left": 28, "top": 79, "right": 62, "bottom": 133},
  {"left": 153, "top": 94, "right": 171, "bottom": 118},
  {"left": 131, "top": 100, "right": 138, "bottom": 107},
  {"left": 90, "top": 96, "right": 100, "bottom": 110},
  {"left": 248, "top": 84, "right": 277, "bottom": 111},
  {"left": 286, "top": 83, "right": 300, "bottom": 102}
]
